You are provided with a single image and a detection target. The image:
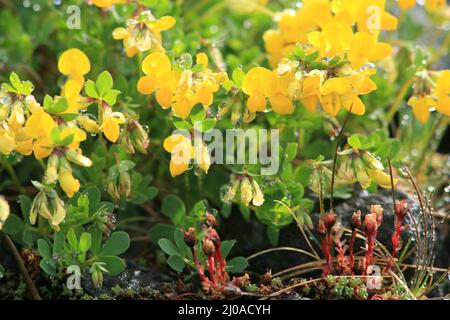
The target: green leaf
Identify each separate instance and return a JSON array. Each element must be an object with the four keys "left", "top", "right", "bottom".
[
  {"left": 47, "top": 97, "right": 68, "bottom": 114},
  {"left": 174, "top": 228, "right": 189, "bottom": 257},
  {"left": 167, "top": 255, "right": 185, "bottom": 273},
  {"left": 40, "top": 258, "right": 56, "bottom": 276},
  {"left": 98, "top": 256, "right": 126, "bottom": 276},
  {"left": 53, "top": 232, "right": 65, "bottom": 255},
  {"left": 220, "top": 240, "right": 236, "bottom": 258},
  {"left": 59, "top": 133, "right": 75, "bottom": 146},
  {"left": 179, "top": 53, "right": 193, "bottom": 70},
  {"left": 232, "top": 68, "right": 245, "bottom": 88},
  {"left": 158, "top": 238, "right": 180, "bottom": 256},
  {"left": 284, "top": 143, "right": 298, "bottom": 163},
  {"left": 37, "top": 239, "right": 51, "bottom": 259},
  {"left": 173, "top": 119, "right": 193, "bottom": 130},
  {"left": 9, "top": 72, "right": 20, "bottom": 90},
  {"left": 78, "top": 232, "right": 92, "bottom": 252},
  {"left": 96, "top": 71, "right": 114, "bottom": 96},
  {"left": 199, "top": 119, "right": 216, "bottom": 132},
  {"left": 103, "top": 89, "right": 121, "bottom": 106},
  {"left": 99, "top": 231, "right": 130, "bottom": 256},
  {"left": 18, "top": 195, "right": 31, "bottom": 222},
  {"left": 85, "top": 80, "right": 98, "bottom": 99},
  {"left": 67, "top": 229, "right": 78, "bottom": 251},
  {"left": 161, "top": 195, "right": 186, "bottom": 227},
  {"left": 190, "top": 105, "right": 206, "bottom": 122},
  {"left": 2, "top": 214, "right": 24, "bottom": 235},
  {"left": 148, "top": 224, "right": 175, "bottom": 243},
  {"left": 59, "top": 113, "right": 79, "bottom": 122},
  {"left": 226, "top": 256, "right": 248, "bottom": 273},
  {"left": 50, "top": 127, "right": 61, "bottom": 144}
]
